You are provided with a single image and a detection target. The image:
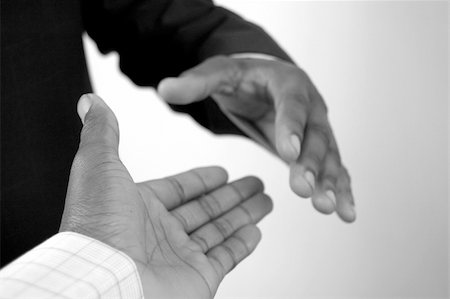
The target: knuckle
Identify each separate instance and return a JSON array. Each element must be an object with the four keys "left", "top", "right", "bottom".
[
  {"left": 321, "top": 154, "right": 341, "bottom": 178},
  {"left": 73, "top": 146, "right": 119, "bottom": 173},
  {"left": 327, "top": 149, "right": 342, "bottom": 165},
  {"left": 228, "top": 184, "right": 244, "bottom": 202},
  {"left": 282, "top": 91, "right": 310, "bottom": 108},
  {"left": 80, "top": 123, "right": 119, "bottom": 150},
  {"left": 305, "top": 151, "right": 323, "bottom": 168},
  {"left": 222, "top": 243, "right": 238, "bottom": 270},
  {"left": 199, "top": 195, "right": 221, "bottom": 219},
  {"left": 189, "top": 169, "right": 208, "bottom": 194},
  {"left": 320, "top": 173, "right": 338, "bottom": 187},
  {"left": 213, "top": 218, "right": 233, "bottom": 240},
  {"left": 167, "top": 177, "right": 186, "bottom": 202},
  {"left": 238, "top": 205, "right": 254, "bottom": 223},
  {"left": 191, "top": 234, "right": 209, "bottom": 253},
  {"left": 308, "top": 123, "right": 331, "bottom": 147},
  {"left": 285, "top": 67, "right": 307, "bottom": 83},
  {"left": 231, "top": 234, "right": 251, "bottom": 255},
  {"left": 172, "top": 210, "right": 190, "bottom": 230}
]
